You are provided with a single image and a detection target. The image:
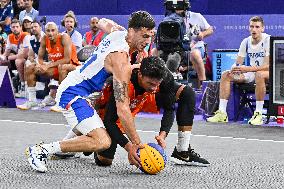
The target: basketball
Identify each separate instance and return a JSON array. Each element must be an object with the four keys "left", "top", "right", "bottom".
[{"left": 137, "top": 143, "right": 167, "bottom": 175}]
